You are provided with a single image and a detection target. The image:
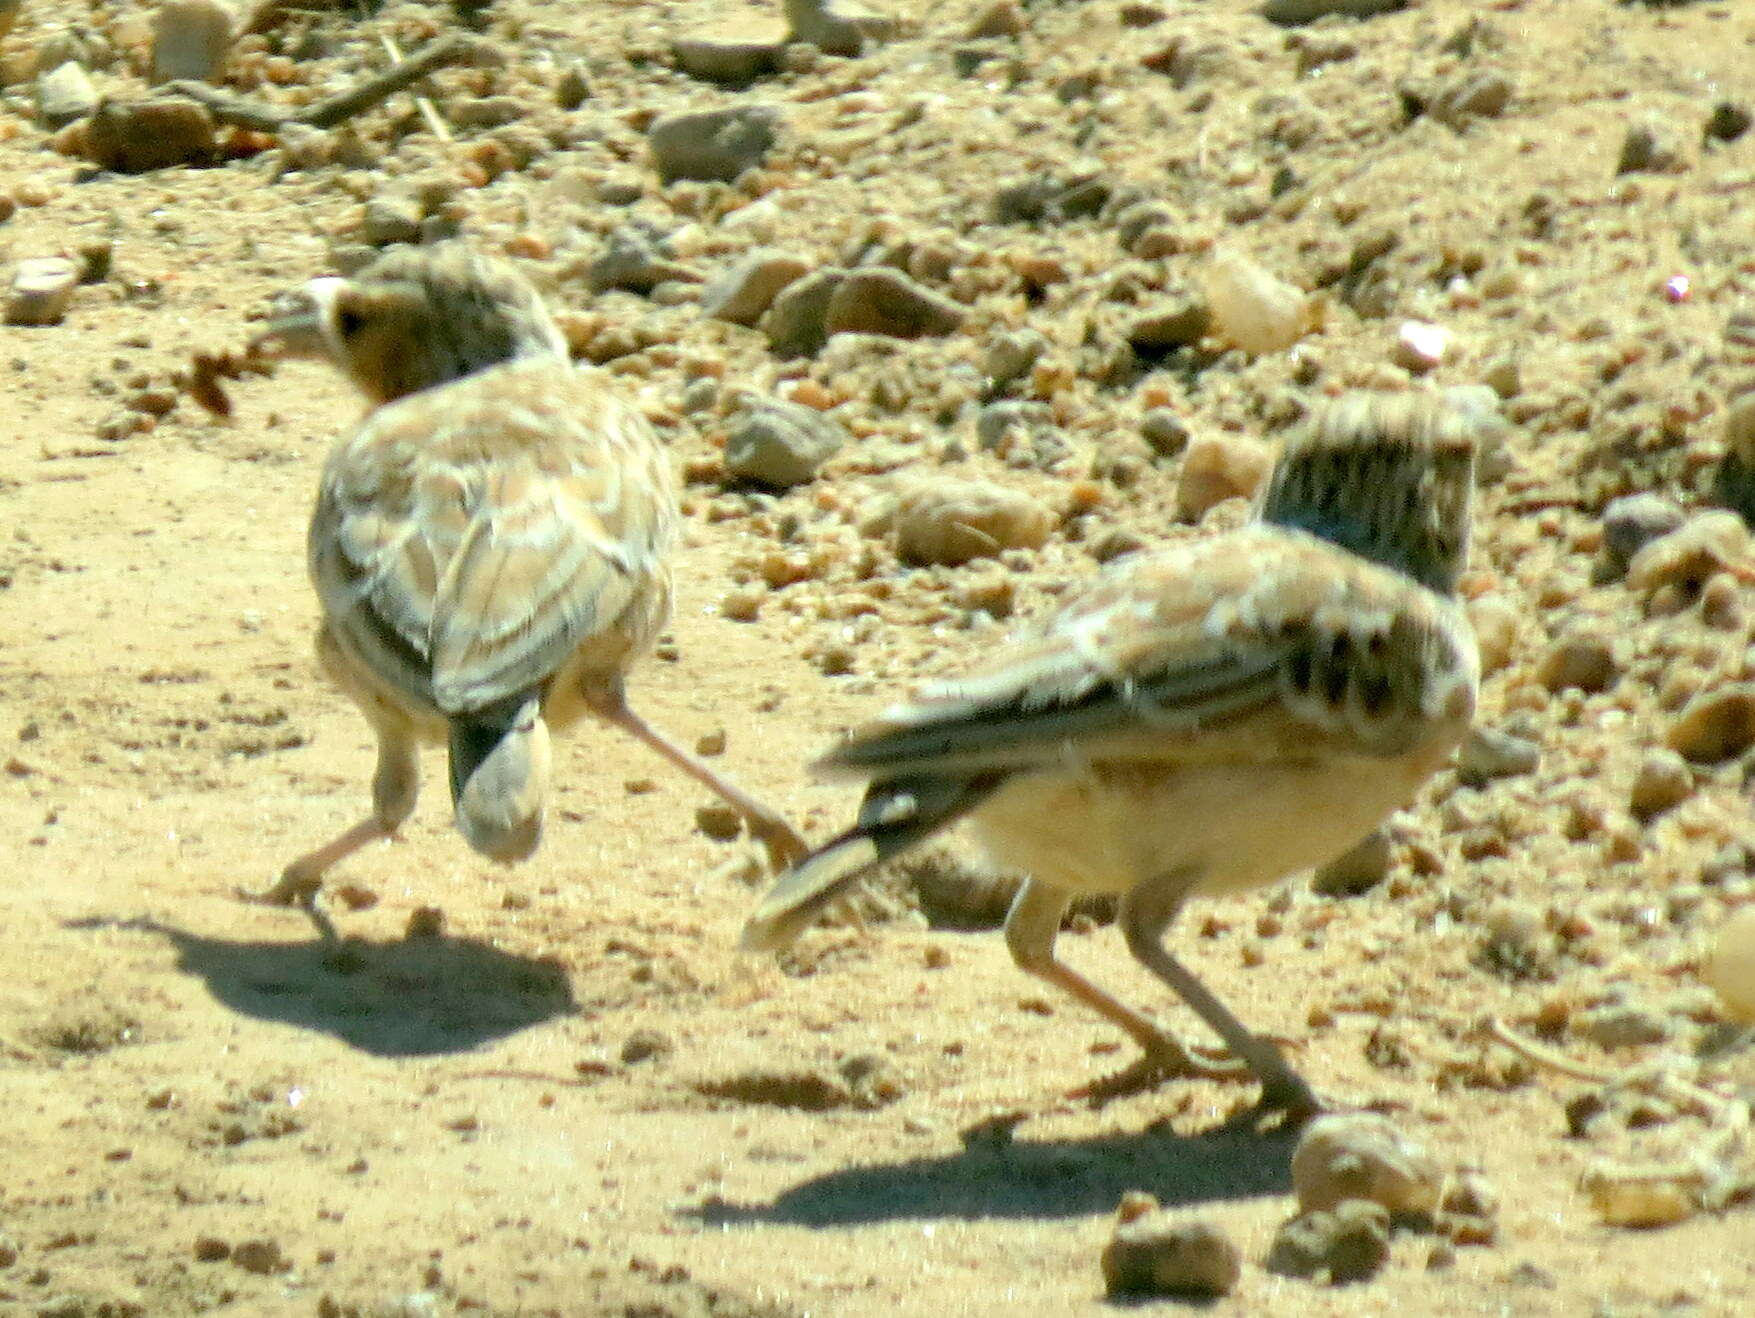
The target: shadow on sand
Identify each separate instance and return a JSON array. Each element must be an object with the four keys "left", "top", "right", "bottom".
[
  {"left": 688, "top": 1118, "right": 1297, "bottom": 1227},
  {"left": 68, "top": 915, "right": 576, "bottom": 1057}
]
